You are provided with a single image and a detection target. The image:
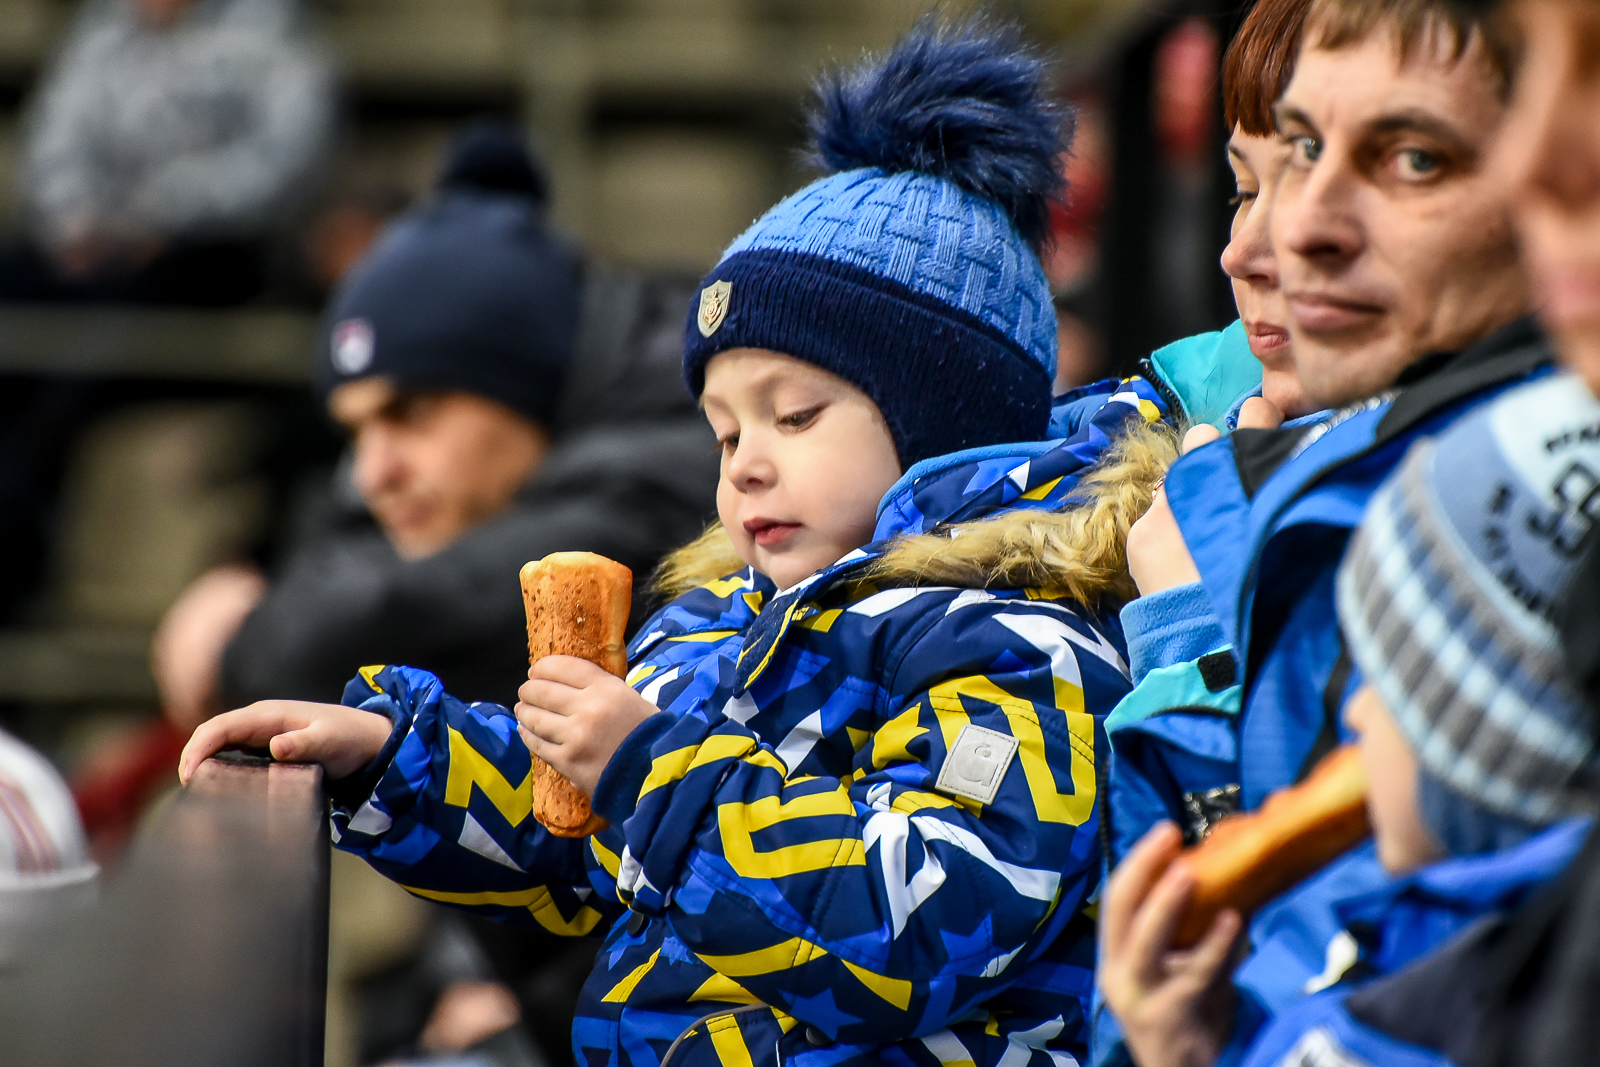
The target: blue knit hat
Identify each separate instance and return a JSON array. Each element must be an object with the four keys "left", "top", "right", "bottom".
[
  {"left": 1336, "top": 374, "right": 1600, "bottom": 853},
  {"left": 313, "top": 121, "right": 581, "bottom": 428},
  {"left": 682, "top": 19, "right": 1071, "bottom": 470}
]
